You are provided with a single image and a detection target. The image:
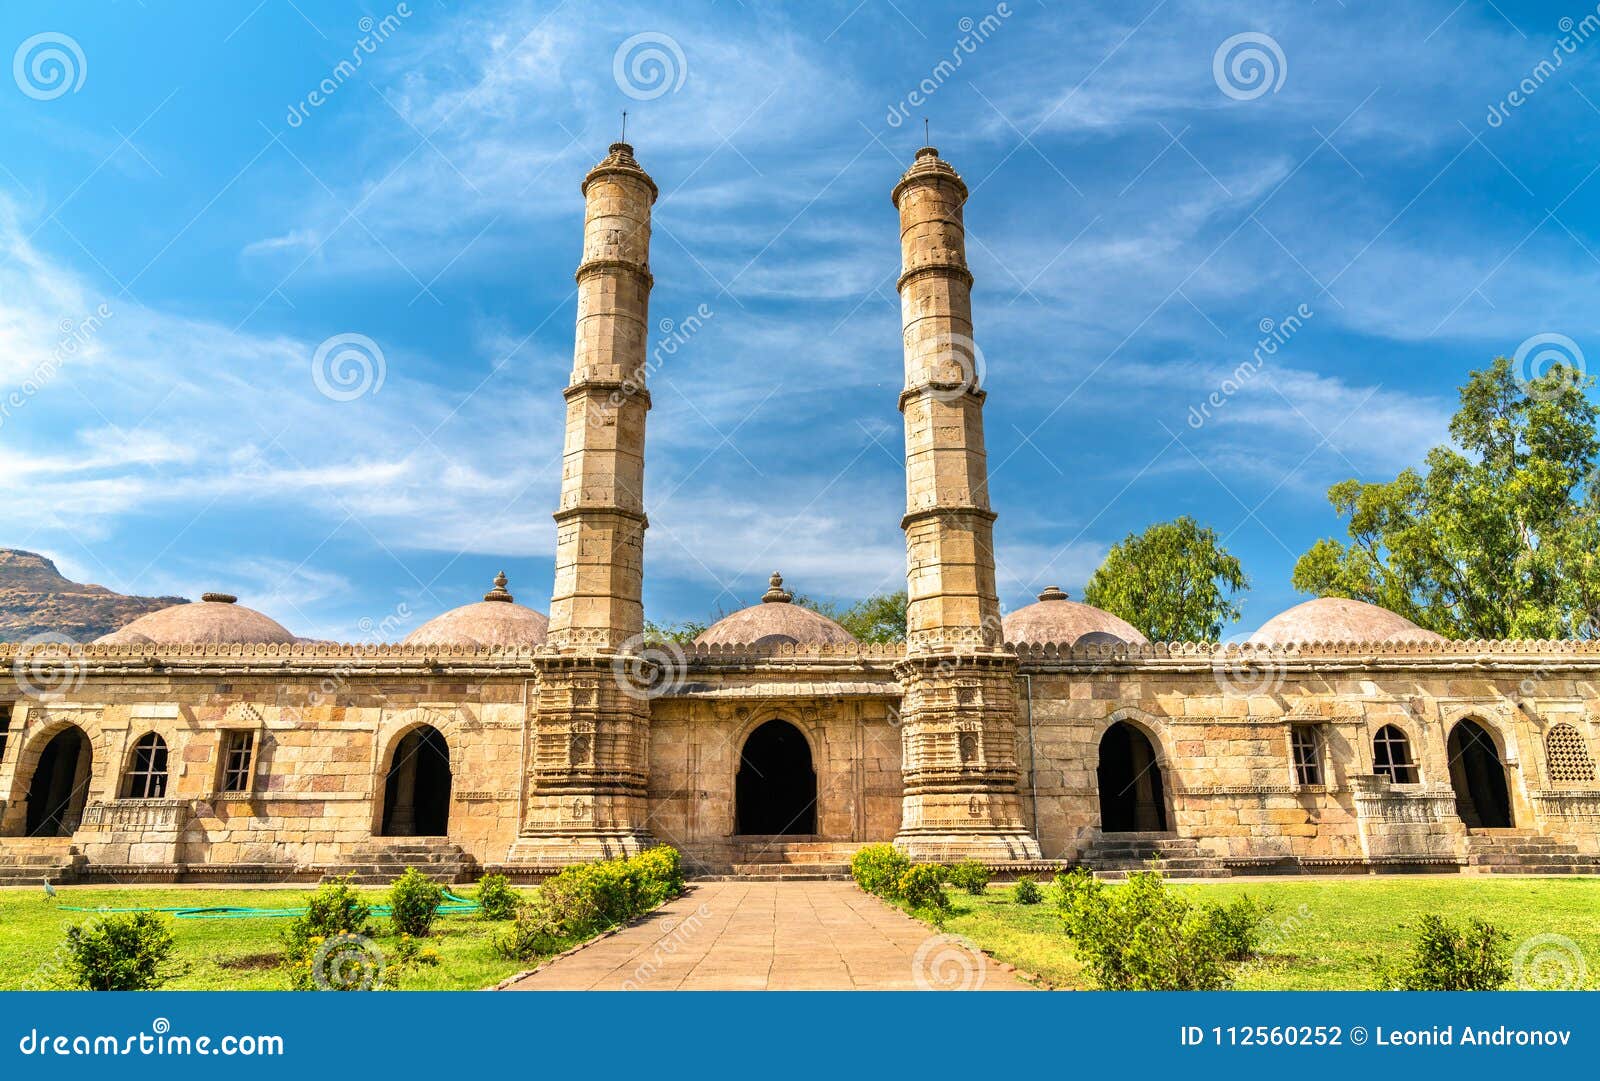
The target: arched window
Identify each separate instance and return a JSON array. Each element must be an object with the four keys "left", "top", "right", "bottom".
[
  {"left": 122, "top": 733, "right": 169, "bottom": 799},
  {"left": 1545, "top": 723, "right": 1596, "bottom": 783},
  {"left": 1372, "top": 725, "right": 1419, "bottom": 784}
]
